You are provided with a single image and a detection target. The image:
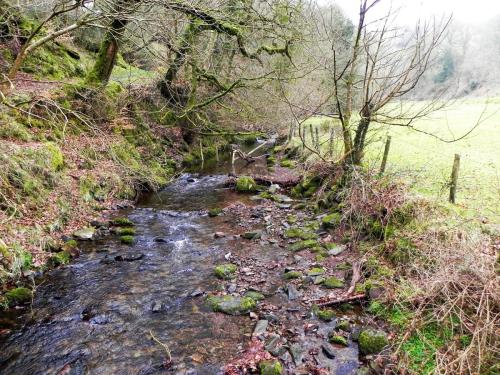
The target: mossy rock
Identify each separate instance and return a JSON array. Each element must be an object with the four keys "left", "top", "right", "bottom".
[
  {"left": 206, "top": 295, "right": 256, "bottom": 315},
  {"left": 236, "top": 176, "right": 258, "bottom": 193},
  {"left": 289, "top": 240, "right": 320, "bottom": 252},
  {"left": 358, "top": 329, "right": 389, "bottom": 354},
  {"left": 120, "top": 235, "right": 135, "bottom": 244},
  {"left": 266, "top": 156, "right": 276, "bottom": 166},
  {"left": 337, "top": 320, "right": 351, "bottom": 331},
  {"left": 117, "top": 227, "right": 136, "bottom": 236},
  {"left": 50, "top": 251, "right": 71, "bottom": 266},
  {"left": 283, "top": 270, "right": 302, "bottom": 279},
  {"left": 322, "top": 213, "right": 342, "bottom": 228},
  {"left": 73, "top": 227, "right": 95, "bottom": 240},
  {"left": 279, "top": 159, "right": 295, "bottom": 168},
  {"left": 286, "top": 215, "right": 297, "bottom": 224},
  {"left": 284, "top": 227, "right": 317, "bottom": 240},
  {"left": 5, "top": 287, "right": 32, "bottom": 306},
  {"left": 259, "top": 360, "right": 283, "bottom": 375},
  {"left": 245, "top": 291, "right": 265, "bottom": 301},
  {"left": 329, "top": 334, "right": 348, "bottom": 346},
  {"left": 112, "top": 217, "right": 134, "bottom": 226},
  {"left": 307, "top": 267, "right": 325, "bottom": 276},
  {"left": 323, "top": 277, "right": 345, "bottom": 289},
  {"left": 63, "top": 239, "right": 78, "bottom": 250},
  {"left": 208, "top": 208, "right": 222, "bottom": 217},
  {"left": 214, "top": 264, "right": 237, "bottom": 279},
  {"left": 317, "top": 309, "right": 335, "bottom": 321}
]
